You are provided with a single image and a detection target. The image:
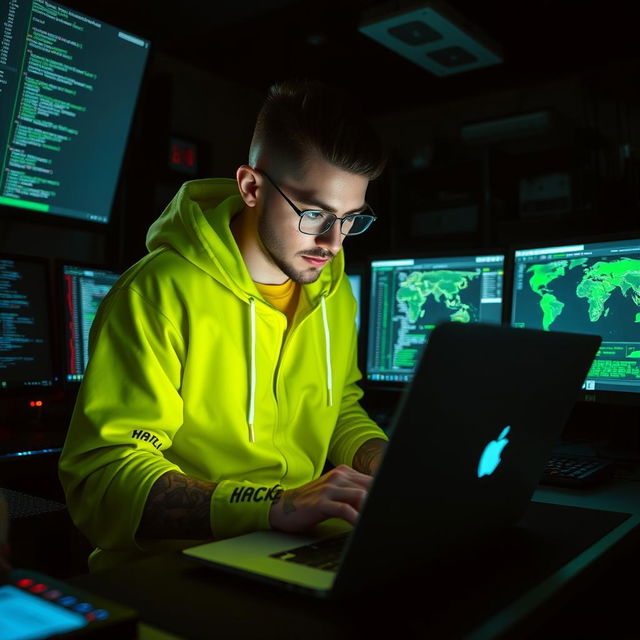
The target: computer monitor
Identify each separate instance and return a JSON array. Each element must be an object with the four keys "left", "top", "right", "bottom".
[
  {"left": 0, "top": 254, "right": 64, "bottom": 458},
  {"left": 366, "top": 252, "right": 505, "bottom": 385},
  {"left": 61, "top": 263, "right": 120, "bottom": 383},
  {"left": 0, "top": 0, "right": 150, "bottom": 224},
  {"left": 510, "top": 235, "right": 640, "bottom": 405},
  {"left": 346, "top": 272, "right": 363, "bottom": 334},
  {"left": 0, "top": 254, "right": 55, "bottom": 391}
]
